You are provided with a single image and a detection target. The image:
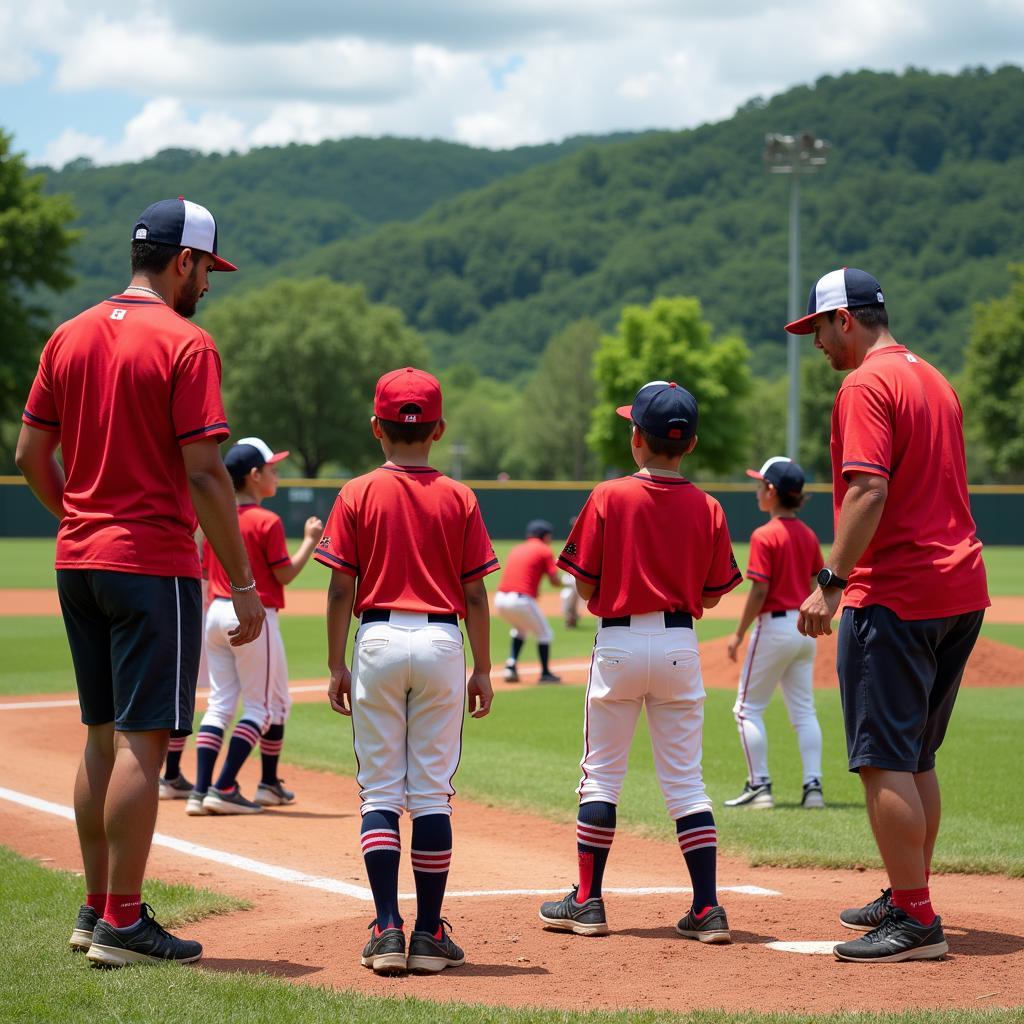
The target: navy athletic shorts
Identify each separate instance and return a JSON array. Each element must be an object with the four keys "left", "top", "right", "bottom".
[
  {"left": 56, "top": 570, "right": 202, "bottom": 732},
  {"left": 836, "top": 604, "right": 984, "bottom": 773}
]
